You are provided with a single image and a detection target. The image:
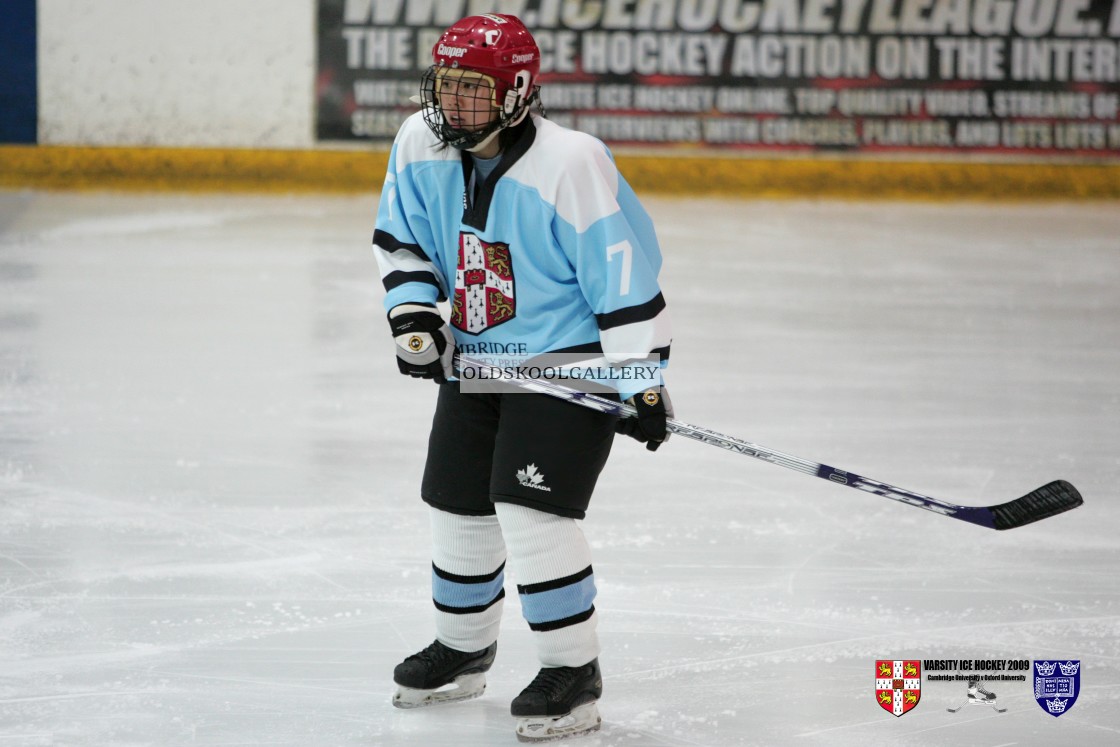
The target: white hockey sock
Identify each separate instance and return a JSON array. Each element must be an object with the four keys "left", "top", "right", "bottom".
[
  {"left": 429, "top": 507, "right": 507, "bottom": 653},
  {"left": 495, "top": 502, "right": 600, "bottom": 668}
]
